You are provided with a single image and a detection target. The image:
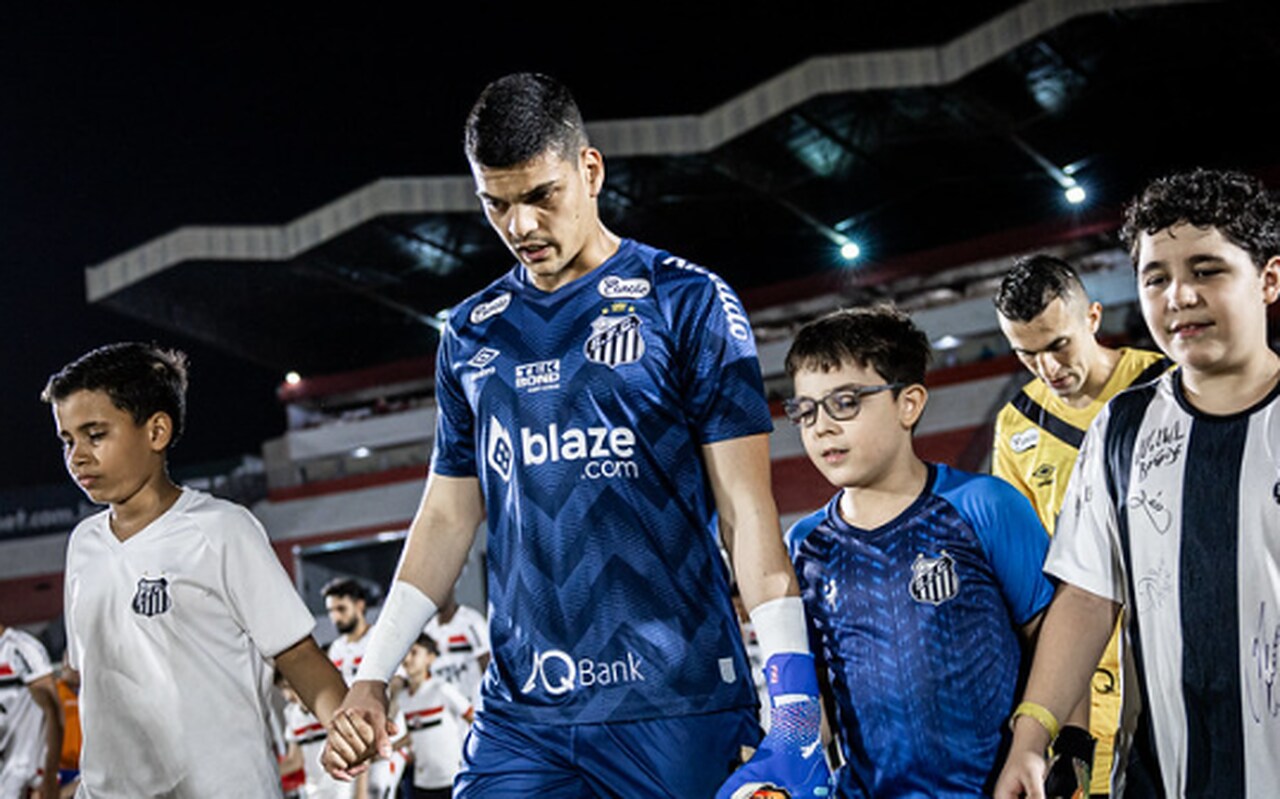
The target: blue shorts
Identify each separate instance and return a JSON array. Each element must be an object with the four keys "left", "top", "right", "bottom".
[{"left": 455, "top": 707, "right": 761, "bottom": 798}]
